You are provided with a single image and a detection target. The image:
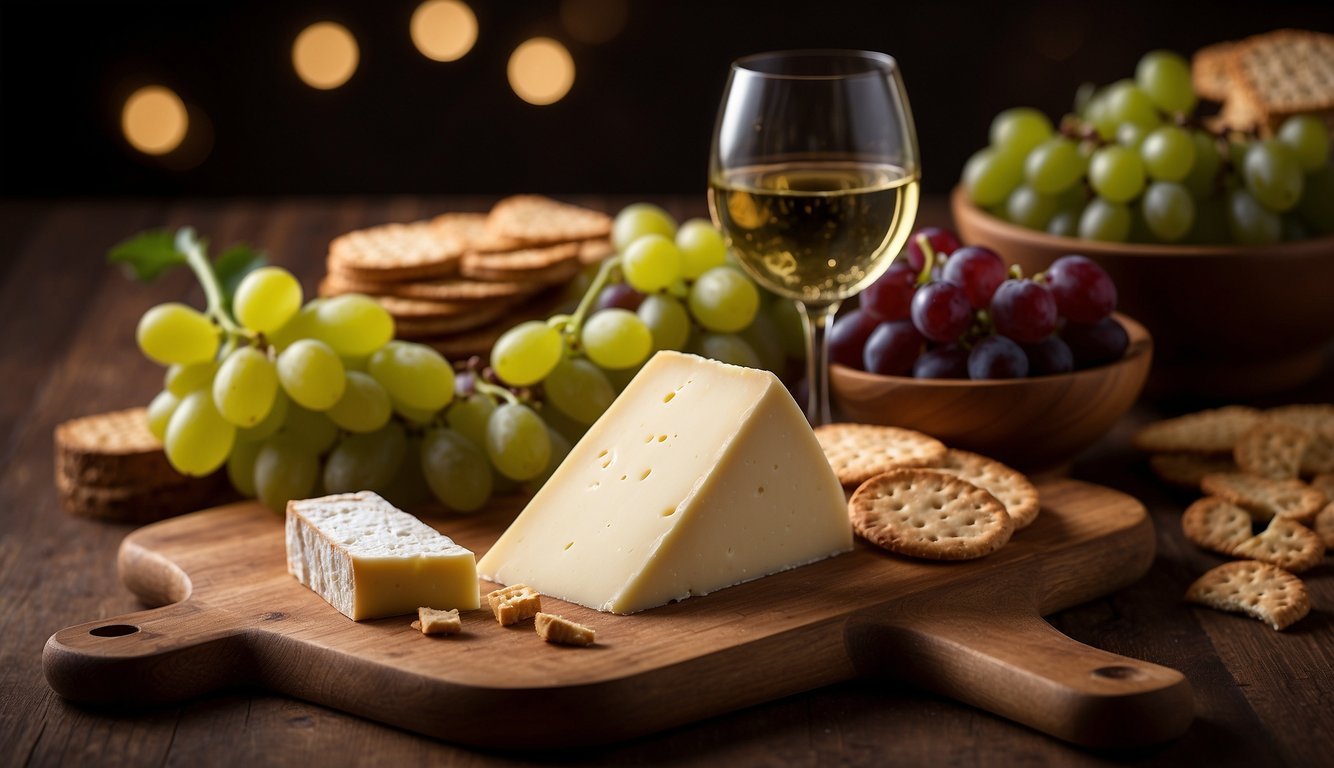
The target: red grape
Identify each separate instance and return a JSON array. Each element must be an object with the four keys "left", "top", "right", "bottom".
[
  {"left": 990, "top": 279, "right": 1058, "bottom": 344},
  {"left": 941, "top": 246, "right": 1007, "bottom": 309},
  {"left": 861, "top": 264, "right": 917, "bottom": 321},
  {"left": 901, "top": 227, "right": 961, "bottom": 272},
  {"left": 1061, "top": 317, "right": 1129, "bottom": 368},
  {"left": 910, "top": 281, "right": 972, "bottom": 343},
  {"left": 1023, "top": 336, "right": 1074, "bottom": 376},
  {"left": 828, "top": 309, "right": 879, "bottom": 369},
  {"left": 863, "top": 321, "right": 924, "bottom": 376},
  {"left": 968, "top": 335, "right": 1030, "bottom": 379},
  {"left": 1045, "top": 255, "right": 1116, "bottom": 324},
  {"left": 913, "top": 344, "right": 969, "bottom": 379},
  {"left": 594, "top": 283, "right": 645, "bottom": 312}
]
